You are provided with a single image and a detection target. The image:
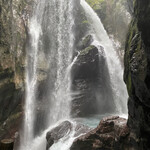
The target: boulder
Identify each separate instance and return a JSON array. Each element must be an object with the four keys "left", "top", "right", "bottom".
[
  {"left": 46, "top": 121, "right": 72, "bottom": 150},
  {"left": 70, "top": 116, "right": 130, "bottom": 150},
  {"left": 72, "top": 45, "right": 99, "bottom": 80},
  {"left": 71, "top": 45, "right": 115, "bottom": 117},
  {"left": 71, "top": 45, "right": 99, "bottom": 117},
  {"left": 46, "top": 121, "right": 91, "bottom": 150}
]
